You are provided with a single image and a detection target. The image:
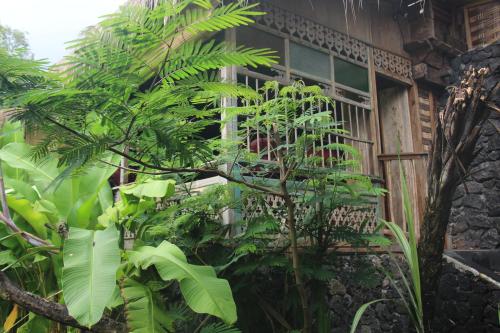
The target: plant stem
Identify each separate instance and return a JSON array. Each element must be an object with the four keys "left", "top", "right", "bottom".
[
  {"left": 275, "top": 124, "right": 311, "bottom": 333},
  {"left": 282, "top": 188, "right": 311, "bottom": 333},
  {"left": 418, "top": 67, "right": 496, "bottom": 329}
]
